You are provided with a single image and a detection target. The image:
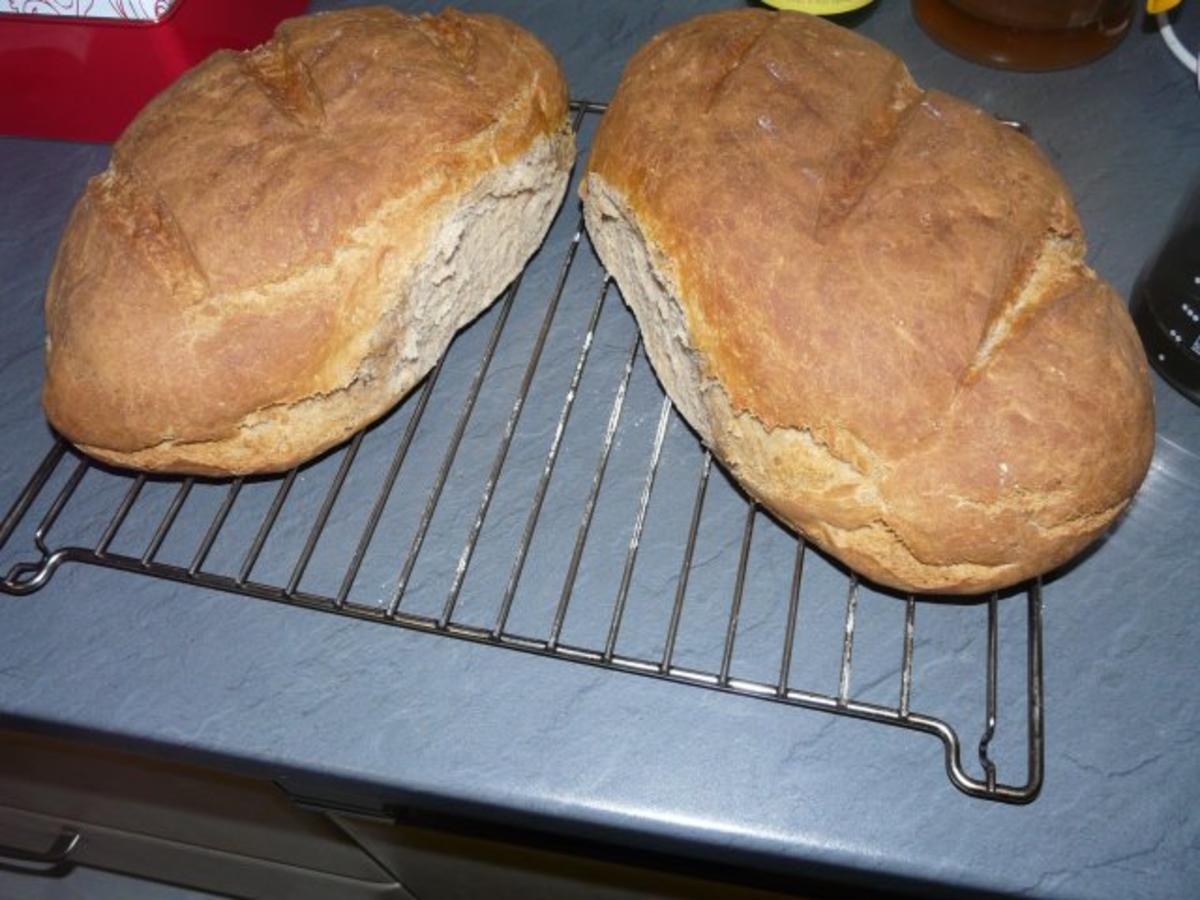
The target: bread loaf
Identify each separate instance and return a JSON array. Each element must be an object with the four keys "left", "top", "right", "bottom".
[
  {"left": 583, "top": 10, "right": 1153, "bottom": 594},
  {"left": 43, "top": 6, "right": 574, "bottom": 475}
]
